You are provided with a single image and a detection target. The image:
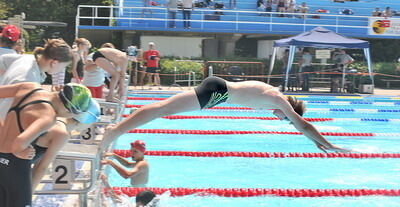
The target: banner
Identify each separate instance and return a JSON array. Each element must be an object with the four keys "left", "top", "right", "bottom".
[{"left": 368, "top": 17, "right": 400, "bottom": 36}]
